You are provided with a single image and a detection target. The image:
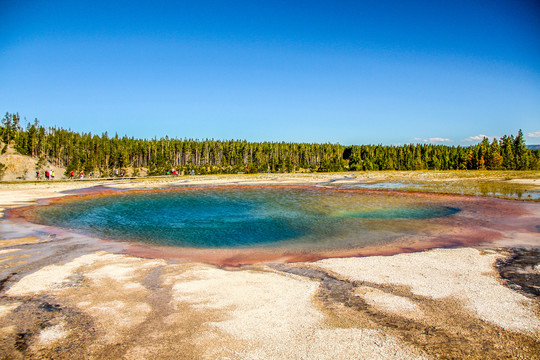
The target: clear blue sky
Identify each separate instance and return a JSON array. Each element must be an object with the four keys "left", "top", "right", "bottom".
[{"left": 1, "top": 0, "right": 539, "bottom": 145}]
